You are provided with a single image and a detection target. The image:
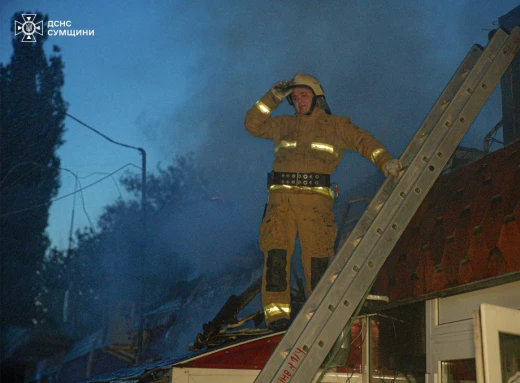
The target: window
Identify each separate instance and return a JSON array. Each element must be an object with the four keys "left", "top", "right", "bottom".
[
  {"left": 475, "top": 304, "right": 520, "bottom": 383},
  {"left": 440, "top": 359, "right": 476, "bottom": 383},
  {"left": 426, "top": 281, "right": 520, "bottom": 383}
]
